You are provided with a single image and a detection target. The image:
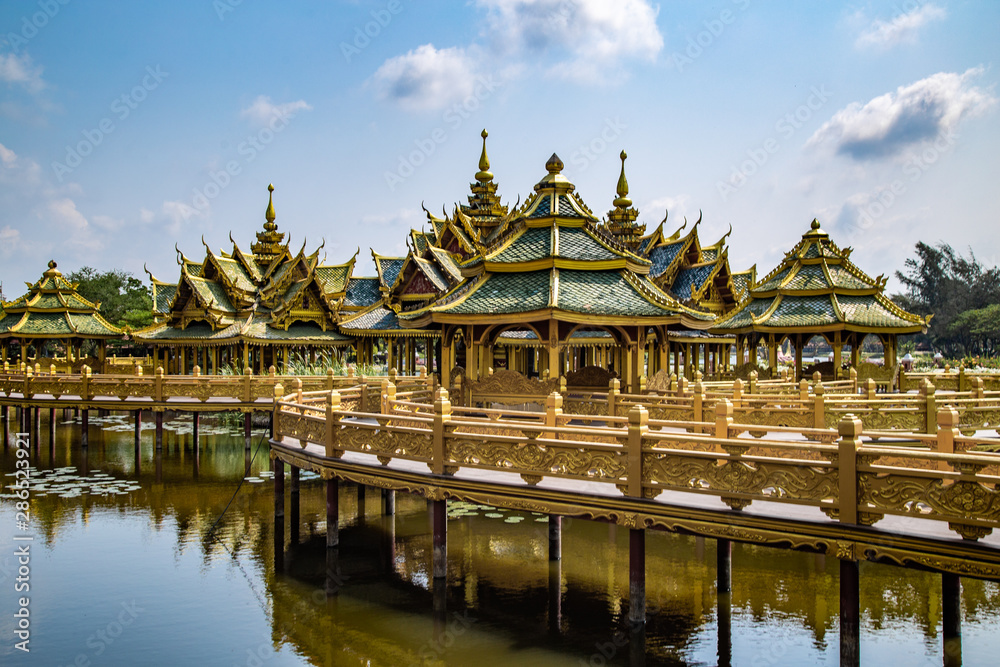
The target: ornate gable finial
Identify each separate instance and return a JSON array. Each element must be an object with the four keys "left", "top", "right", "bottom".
[
  {"left": 476, "top": 129, "right": 493, "bottom": 182},
  {"left": 546, "top": 153, "right": 564, "bottom": 174},
  {"left": 613, "top": 150, "right": 631, "bottom": 208},
  {"left": 265, "top": 183, "right": 276, "bottom": 224},
  {"left": 604, "top": 150, "right": 644, "bottom": 248},
  {"left": 252, "top": 183, "right": 286, "bottom": 264}
]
